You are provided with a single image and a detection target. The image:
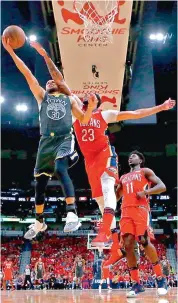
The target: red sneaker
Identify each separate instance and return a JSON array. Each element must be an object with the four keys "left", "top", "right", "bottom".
[
  {"left": 103, "top": 248, "right": 125, "bottom": 268},
  {"left": 91, "top": 232, "right": 113, "bottom": 248}
]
